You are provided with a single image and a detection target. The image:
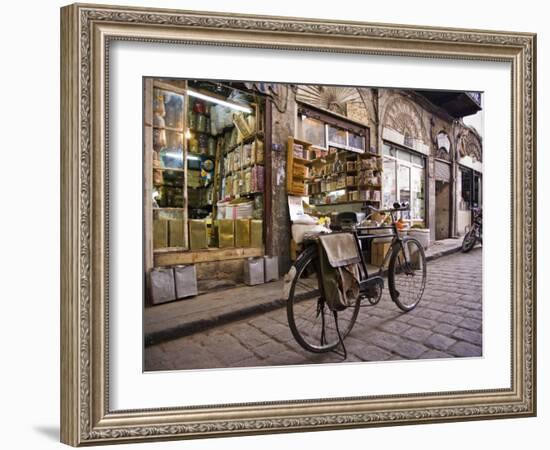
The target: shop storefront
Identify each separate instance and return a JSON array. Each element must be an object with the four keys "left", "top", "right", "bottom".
[
  {"left": 457, "top": 165, "right": 483, "bottom": 235},
  {"left": 143, "top": 79, "right": 268, "bottom": 301},
  {"left": 143, "top": 81, "right": 483, "bottom": 305},
  {"left": 293, "top": 103, "right": 380, "bottom": 211},
  {"left": 381, "top": 142, "right": 426, "bottom": 225}
]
